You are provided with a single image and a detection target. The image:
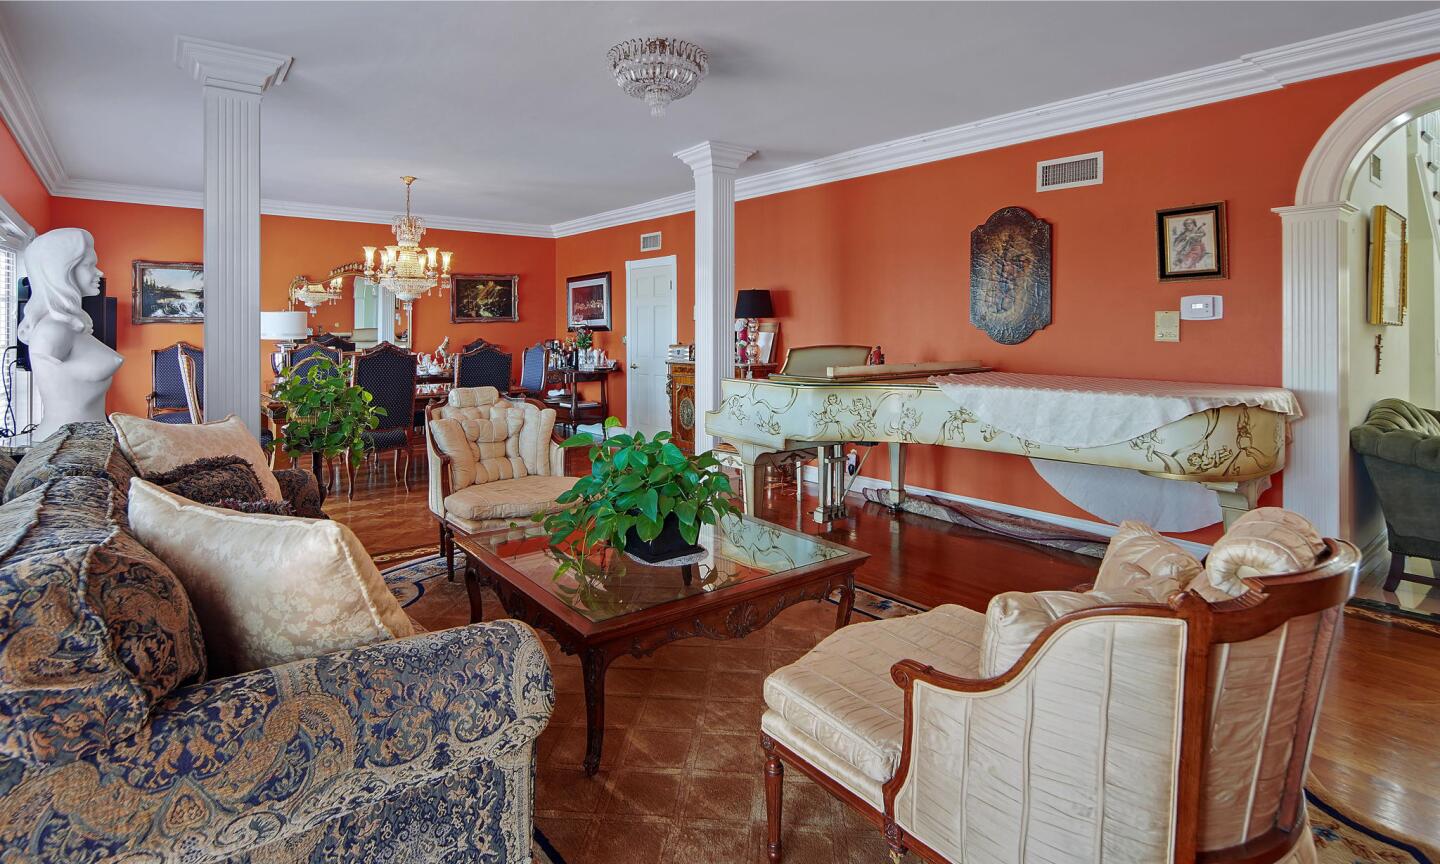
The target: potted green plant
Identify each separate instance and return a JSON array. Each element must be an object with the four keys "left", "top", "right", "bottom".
[
  {"left": 535, "top": 417, "right": 740, "bottom": 569},
  {"left": 272, "top": 356, "right": 385, "bottom": 485}
]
